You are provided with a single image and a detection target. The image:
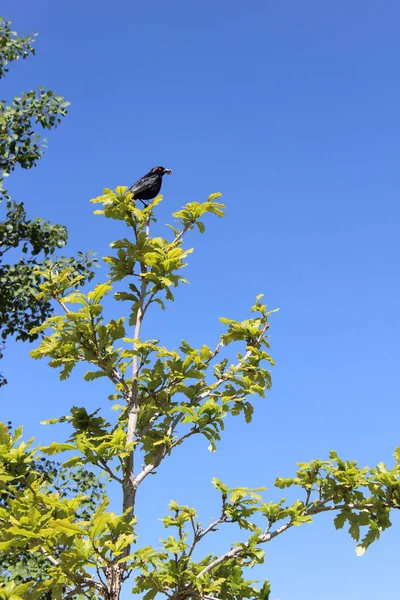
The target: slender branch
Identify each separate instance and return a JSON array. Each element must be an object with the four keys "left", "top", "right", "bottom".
[
  {"left": 0, "top": 244, "right": 13, "bottom": 258},
  {"left": 197, "top": 546, "right": 241, "bottom": 578},
  {"left": 133, "top": 324, "right": 270, "bottom": 487},
  {"left": 165, "top": 325, "right": 269, "bottom": 446},
  {"left": 171, "top": 428, "right": 199, "bottom": 450},
  {"left": 305, "top": 501, "right": 400, "bottom": 517},
  {"left": 142, "top": 288, "right": 159, "bottom": 317},
  {"left": 197, "top": 499, "right": 400, "bottom": 579},
  {"left": 197, "top": 514, "right": 227, "bottom": 541},
  {"left": 64, "top": 587, "right": 91, "bottom": 600},
  {"left": 98, "top": 358, "right": 131, "bottom": 398},
  {"left": 198, "top": 323, "right": 270, "bottom": 403},
  {"left": 169, "top": 411, "right": 185, "bottom": 436},
  {"left": 109, "top": 367, "right": 131, "bottom": 397},
  {"left": 132, "top": 446, "right": 168, "bottom": 489},
  {"left": 56, "top": 293, "right": 131, "bottom": 398},
  {"left": 123, "top": 220, "right": 150, "bottom": 515},
  {"left": 95, "top": 562, "right": 107, "bottom": 587},
  {"left": 95, "top": 457, "right": 124, "bottom": 484},
  {"left": 188, "top": 516, "right": 198, "bottom": 557},
  {"left": 208, "top": 340, "right": 223, "bottom": 363},
  {"left": 39, "top": 546, "right": 103, "bottom": 592},
  {"left": 54, "top": 294, "right": 70, "bottom": 314},
  {"left": 39, "top": 545, "right": 59, "bottom": 567},
  {"left": 132, "top": 412, "right": 185, "bottom": 488},
  {"left": 304, "top": 487, "right": 313, "bottom": 509},
  {"left": 136, "top": 410, "right": 161, "bottom": 440},
  {"left": 188, "top": 496, "right": 228, "bottom": 558},
  {"left": 172, "top": 222, "right": 193, "bottom": 246}
]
